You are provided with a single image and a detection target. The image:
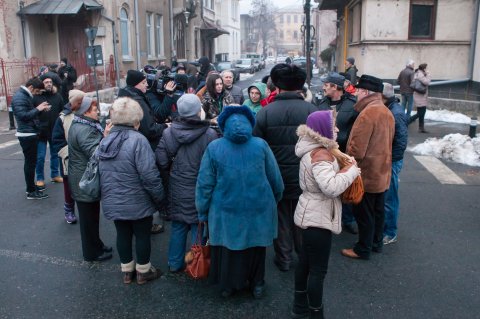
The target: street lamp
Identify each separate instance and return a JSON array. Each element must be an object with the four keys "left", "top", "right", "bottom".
[{"left": 183, "top": 11, "right": 190, "bottom": 26}]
